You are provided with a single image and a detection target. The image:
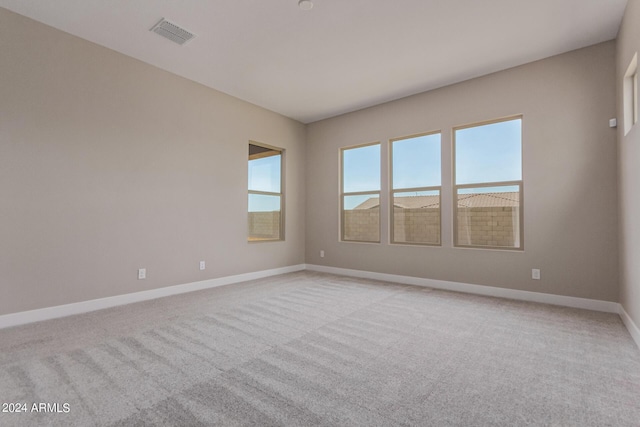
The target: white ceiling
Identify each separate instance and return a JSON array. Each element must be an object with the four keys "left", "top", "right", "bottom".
[{"left": 0, "top": 0, "right": 628, "bottom": 123}]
